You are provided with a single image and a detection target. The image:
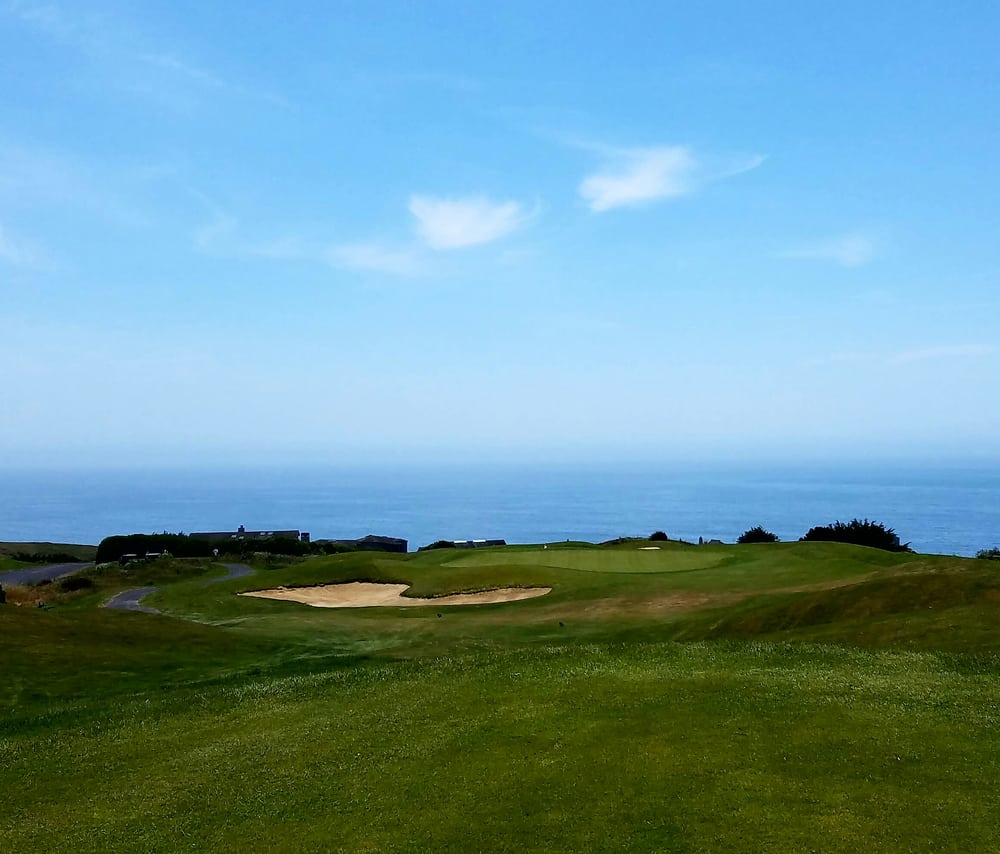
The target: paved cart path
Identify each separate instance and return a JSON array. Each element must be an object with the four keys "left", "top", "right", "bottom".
[
  {"left": 0, "top": 563, "right": 91, "bottom": 586},
  {"left": 104, "top": 586, "right": 160, "bottom": 614},
  {"left": 200, "top": 563, "right": 254, "bottom": 584},
  {"left": 103, "top": 563, "right": 254, "bottom": 615}
]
